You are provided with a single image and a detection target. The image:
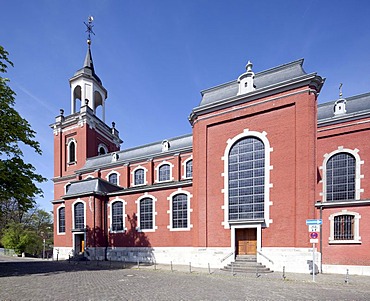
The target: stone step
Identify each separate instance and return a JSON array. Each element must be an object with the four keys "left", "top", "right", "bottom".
[
  {"left": 222, "top": 257, "right": 273, "bottom": 274},
  {"left": 221, "top": 266, "right": 273, "bottom": 273},
  {"left": 226, "top": 262, "right": 261, "bottom": 268},
  {"left": 235, "top": 256, "right": 257, "bottom": 262}
]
